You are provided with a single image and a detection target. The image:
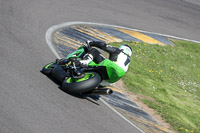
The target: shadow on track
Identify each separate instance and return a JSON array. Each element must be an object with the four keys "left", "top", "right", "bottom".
[{"left": 40, "top": 71, "right": 100, "bottom": 105}]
